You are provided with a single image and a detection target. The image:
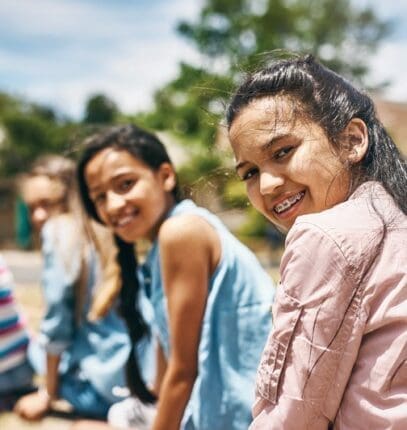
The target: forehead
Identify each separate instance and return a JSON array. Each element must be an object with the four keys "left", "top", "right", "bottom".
[
  {"left": 84, "top": 148, "right": 148, "bottom": 187},
  {"left": 22, "top": 175, "right": 65, "bottom": 204},
  {"left": 229, "top": 96, "right": 300, "bottom": 146}
]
